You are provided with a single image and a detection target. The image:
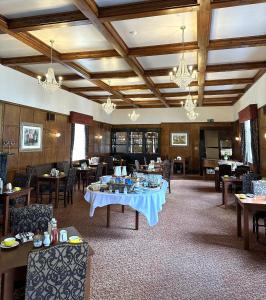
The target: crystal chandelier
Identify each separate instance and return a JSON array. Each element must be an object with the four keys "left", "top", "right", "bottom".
[
  {"left": 37, "top": 40, "right": 62, "bottom": 91},
  {"left": 102, "top": 81, "right": 116, "bottom": 114},
  {"left": 187, "top": 109, "right": 199, "bottom": 120},
  {"left": 181, "top": 87, "right": 197, "bottom": 112},
  {"left": 169, "top": 26, "right": 197, "bottom": 88},
  {"left": 128, "top": 110, "right": 140, "bottom": 121}
]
